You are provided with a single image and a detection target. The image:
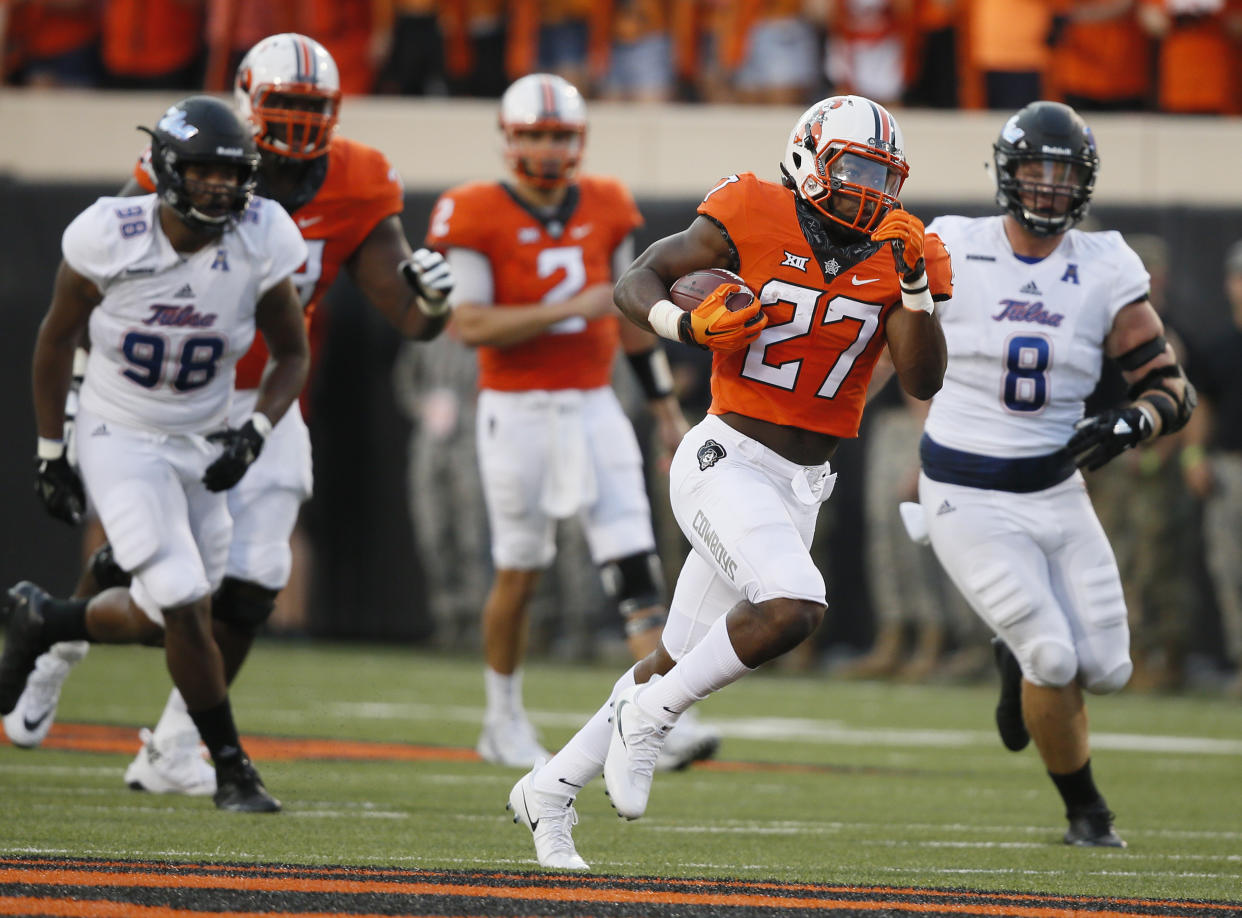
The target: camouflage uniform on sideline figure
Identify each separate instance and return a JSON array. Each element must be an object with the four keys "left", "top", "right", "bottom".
[
  {"left": 1087, "top": 440, "right": 1196, "bottom": 690},
  {"left": 1181, "top": 240, "right": 1242, "bottom": 695},
  {"left": 1084, "top": 234, "right": 1197, "bottom": 691},
  {"left": 848, "top": 382, "right": 986, "bottom": 681},
  {"left": 393, "top": 335, "right": 492, "bottom": 652}
]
